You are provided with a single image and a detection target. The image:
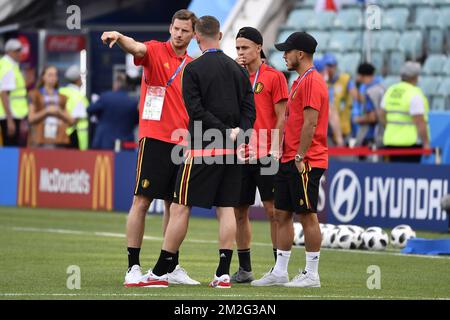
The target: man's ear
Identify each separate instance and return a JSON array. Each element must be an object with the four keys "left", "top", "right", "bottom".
[
  {"left": 169, "top": 24, "right": 173, "bottom": 34},
  {"left": 219, "top": 32, "right": 223, "bottom": 41}
]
